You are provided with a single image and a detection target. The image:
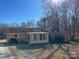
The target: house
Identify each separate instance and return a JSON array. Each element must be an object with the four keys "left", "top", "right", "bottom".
[{"left": 4, "top": 28, "right": 49, "bottom": 44}]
